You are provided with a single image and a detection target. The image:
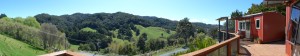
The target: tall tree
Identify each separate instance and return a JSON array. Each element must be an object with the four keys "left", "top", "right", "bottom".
[
  {"left": 176, "top": 18, "right": 195, "bottom": 46},
  {"left": 0, "top": 14, "right": 7, "bottom": 19},
  {"left": 40, "top": 23, "right": 69, "bottom": 50},
  {"left": 24, "top": 16, "right": 41, "bottom": 28},
  {"left": 137, "top": 33, "right": 147, "bottom": 53},
  {"left": 231, "top": 10, "right": 243, "bottom": 19},
  {"left": 196, "top": 27, "right": 205, "bottom": 34},
  {"left": 247, "top": 3, "right": 285, "bottom": 15},
  {"left": 224, "top": 10, "right": 243, "bottom": 31},
  {"left": 117, "top": 26, "right": 132, "bottom": 40}
]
